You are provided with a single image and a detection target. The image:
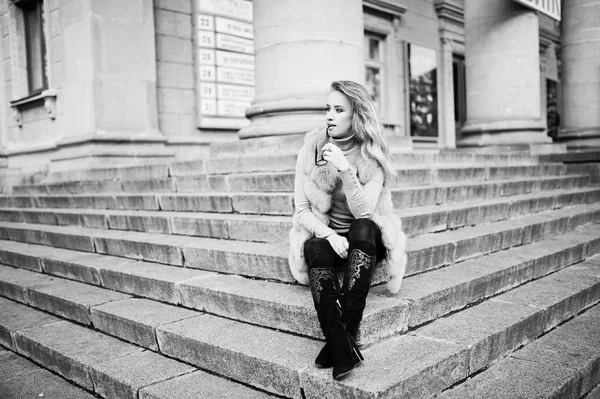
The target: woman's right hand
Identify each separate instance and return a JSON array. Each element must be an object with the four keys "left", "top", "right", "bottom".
[{"left": 326, "top": 233, "right": 349, "bottom": 259}]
